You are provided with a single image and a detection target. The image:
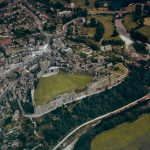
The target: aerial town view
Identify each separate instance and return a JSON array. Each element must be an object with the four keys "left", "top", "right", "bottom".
[{"left": 0, "top": 0, "right": 150, "bottom": 150}]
